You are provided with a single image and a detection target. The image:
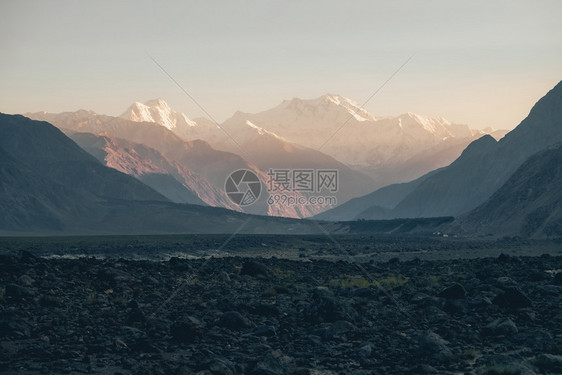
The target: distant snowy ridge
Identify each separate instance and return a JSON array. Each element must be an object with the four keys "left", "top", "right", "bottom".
[
  {"left": 121, "top": 98, "right": 198, "bottom": 139},
  {"left": 120, "top": 95, "right": 506, "bottom": 188}
]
